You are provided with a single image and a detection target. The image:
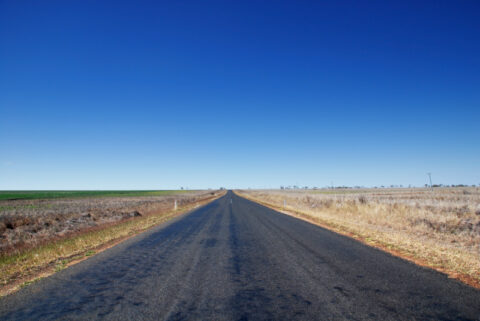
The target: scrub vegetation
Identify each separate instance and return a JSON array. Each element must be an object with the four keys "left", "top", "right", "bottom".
[
  {"left": 0, "top": 190, "right": 224, "bottom": 295},
  {"left": 235, "top": 188, "right": 480, "bottom": 288}
]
